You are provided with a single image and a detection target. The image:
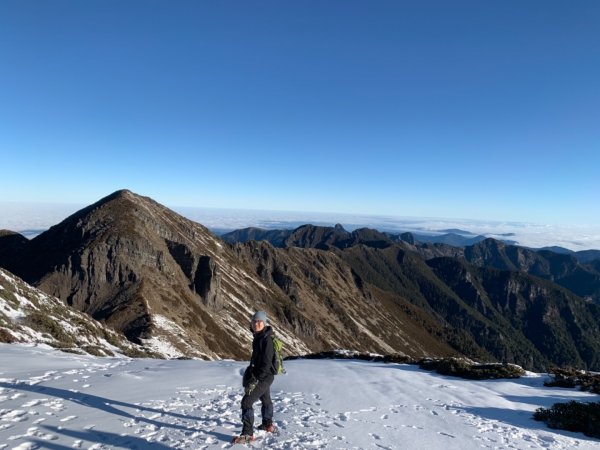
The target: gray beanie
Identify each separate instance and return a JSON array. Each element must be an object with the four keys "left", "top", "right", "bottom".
[{"left": 252, "top": 310, "right": 268, "bottom": 325}]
